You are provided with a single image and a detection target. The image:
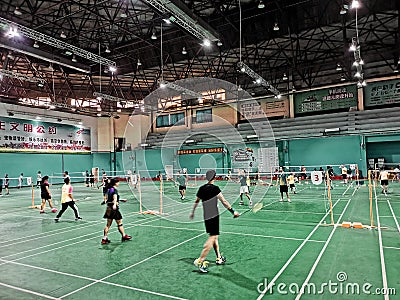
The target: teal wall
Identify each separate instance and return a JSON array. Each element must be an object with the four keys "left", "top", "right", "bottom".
[
  {"left": 178, "top": 152, "right": 225, "bottom": 174},
  {"left": 133, "top": 148, "right": 175, "bottom": 178},
  {"left": 367, "top": 142, "right": 400, "bottom": 164},
  {"left": 287, "top": 135, "right": 366, "bottom": 173},
  {"left": 0, "top": 152, "right": 92, "bottom": 186},
  {"left": 92, "top": 152, "right": 113, "bottom": 173}
]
